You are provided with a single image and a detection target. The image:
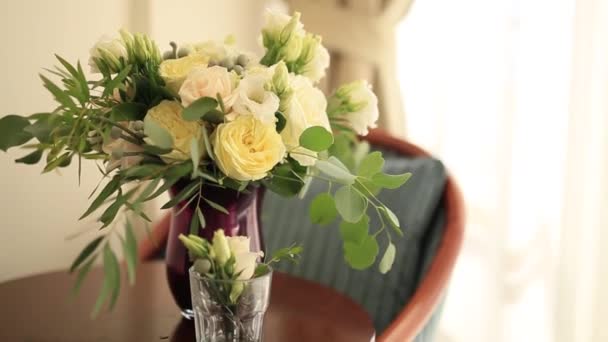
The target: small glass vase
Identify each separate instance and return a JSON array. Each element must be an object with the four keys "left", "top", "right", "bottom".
[{"left": 189, "top": 267, "right": 272, "bottom": 342}]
